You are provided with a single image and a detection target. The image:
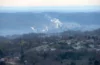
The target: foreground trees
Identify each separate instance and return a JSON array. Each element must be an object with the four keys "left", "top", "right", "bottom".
[
  {"left": 0, "top": 29, "right": 100, "bottom": 65},
  {"left": 0, "top": 49, "right": 6, "bottom": 65}
]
